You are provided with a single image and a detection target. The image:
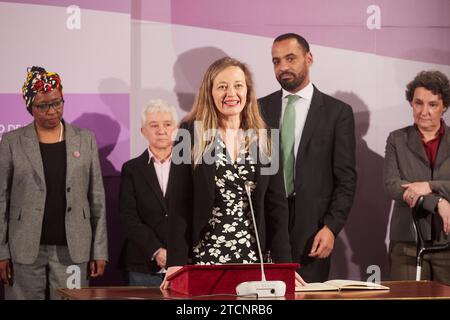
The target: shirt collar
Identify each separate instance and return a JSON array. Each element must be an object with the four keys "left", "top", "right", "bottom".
[
  {"left": 147, "top": 147, "right": 172, "bottom": 164},
  {"left": 282, "top": 81, "right": 314, "bottom": 101}
]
